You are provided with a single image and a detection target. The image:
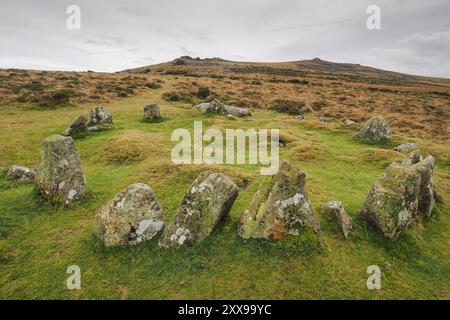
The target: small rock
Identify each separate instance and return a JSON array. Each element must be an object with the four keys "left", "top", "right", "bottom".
[
  {"left": 6, "top": 165, "right": 37, "bottom": 182},
  {"left": 35, "top": 135, "right": 86, "bottom": 206},
  {"left": 343, "top": 119, "right": 356, "bottom": 126},
  {"left": 88, "top": 107, "right": 113, "bottom": 126},
  {"left": 402, "top": 150, "right": 423, "bottom": 166},
  {"left": 322, "top": 201, "right": 352, "bottom": 239},
  {"left": 318, "top": 116, "right": 331, "bottom": 123},
  {"left": 194, "top": 99, "right": 251, "bottom": 117},
  {"left": 63, "top": 114, "right": 87, "bottom": 137},
  {"left": 95, "top": 183, "right": 164, "bottom": 247},
  {"left": 394, "top": 143, "right": 417, "bottom": 153},
  {"left": 143, "top": 103, "right": 161, "bottom": 122},
  {"left": 239, "top": 160, "right": 320, "bottom": 240},
  {"left": 356, "top": 116, "right": 391, "bottom": 143},
  {"left": 295, "top": 115, "right": 305, "bottom": 120},
  {"left": 159, "top": 172, "right": 238, "bottom": 248}
]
